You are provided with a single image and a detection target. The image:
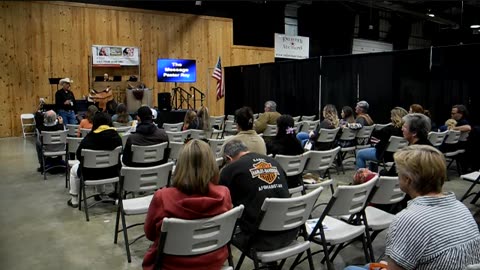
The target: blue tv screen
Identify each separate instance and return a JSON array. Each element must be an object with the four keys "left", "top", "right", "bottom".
[{"left": 157, "top": 59, "right": 196, "bottom": 83}]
